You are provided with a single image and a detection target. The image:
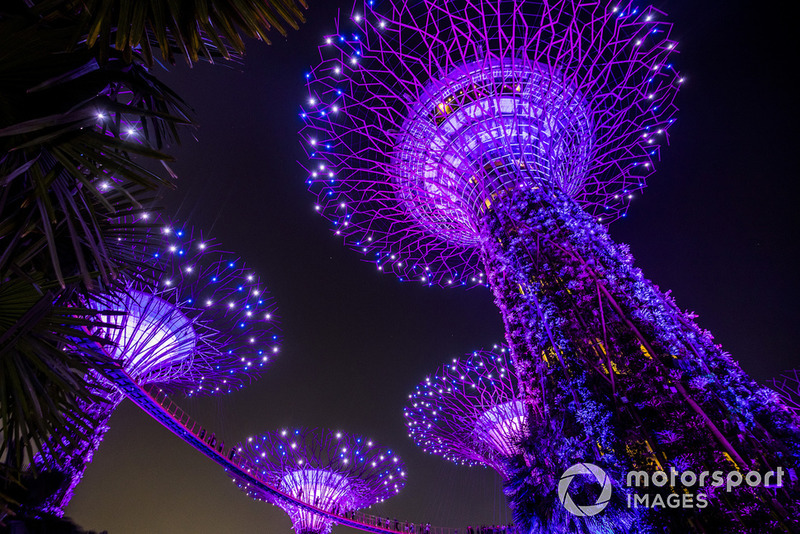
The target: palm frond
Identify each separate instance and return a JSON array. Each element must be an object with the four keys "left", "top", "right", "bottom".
[
  {"left": 0, "top": 278, "right": 116, "bottom": 473},
  {"left": 0, "top": 11, "right": 186, "bottom": 502},
  {"left": 0, "top": 14, "right": 191, "bottom": 287},
  {"left": 34, "top": 0, "right": 308, "bottom": 65}
]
